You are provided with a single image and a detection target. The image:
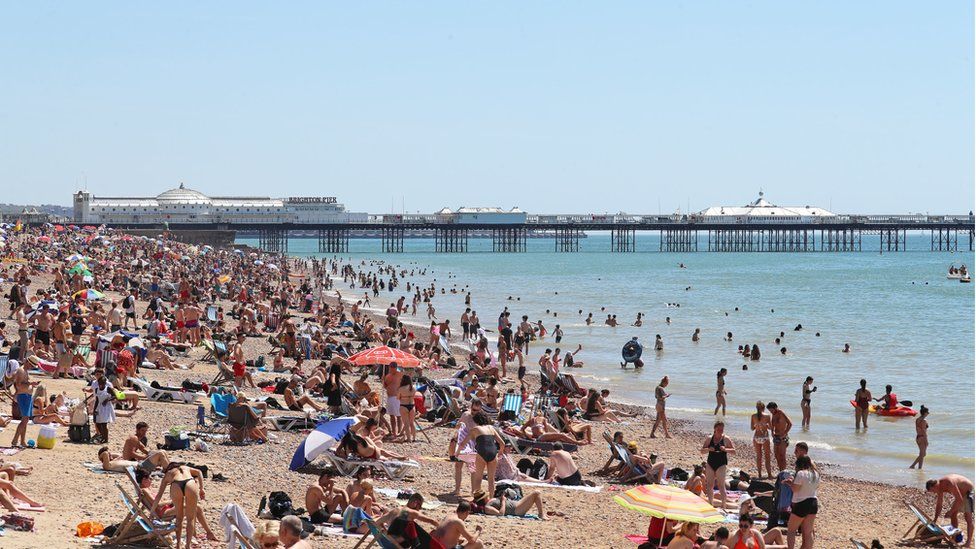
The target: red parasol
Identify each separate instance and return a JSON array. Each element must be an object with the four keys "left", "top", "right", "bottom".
[{"left": 345, "top": 345, "right": 422, "bottom": 368}]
